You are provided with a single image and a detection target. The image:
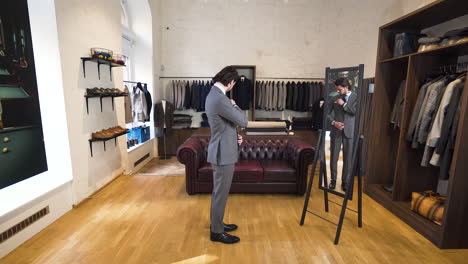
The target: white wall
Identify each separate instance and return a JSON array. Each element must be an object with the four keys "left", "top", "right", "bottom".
[
  {"left": 399, "top": 0, "right": 435, "bottom": 15},
  {"left": 54, "top": 0, "right": 126, "bottom": 204},
  {"left": 154, "top": 0, "right": 405, "bottom": 81},
  {"left": 0, "top": 0, "right": 73, "bottom": 258}
]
